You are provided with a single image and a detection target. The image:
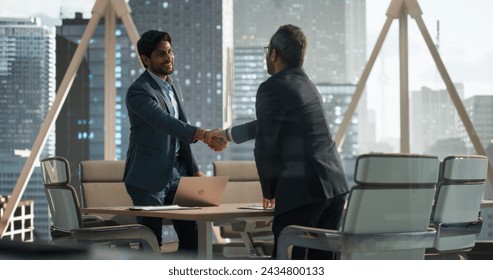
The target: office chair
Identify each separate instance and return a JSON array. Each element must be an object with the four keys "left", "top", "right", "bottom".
[
  {"left": 277, "top": 153, "right": 440, "bottom": 260},
  {"left": 427, "top": 155, "right": 488, "bottom": 259},
  {"left": 40, "top": 156, "right": 159, "bottom": 253},
  {"left": 213, "top": 160, "right": 273, "bottom": 258},
  {"left": 79, "top": 159, "right": 137, "bottom": 225}
]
